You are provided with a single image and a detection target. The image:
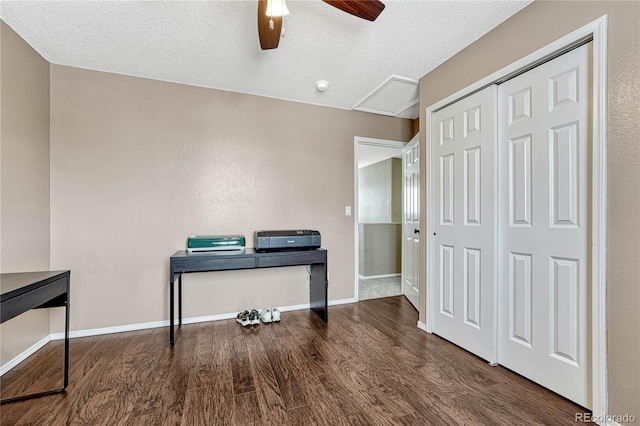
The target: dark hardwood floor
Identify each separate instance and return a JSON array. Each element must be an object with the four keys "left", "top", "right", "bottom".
[{"left": 1, "top": 296, "right": 585, "bottom": 425}]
